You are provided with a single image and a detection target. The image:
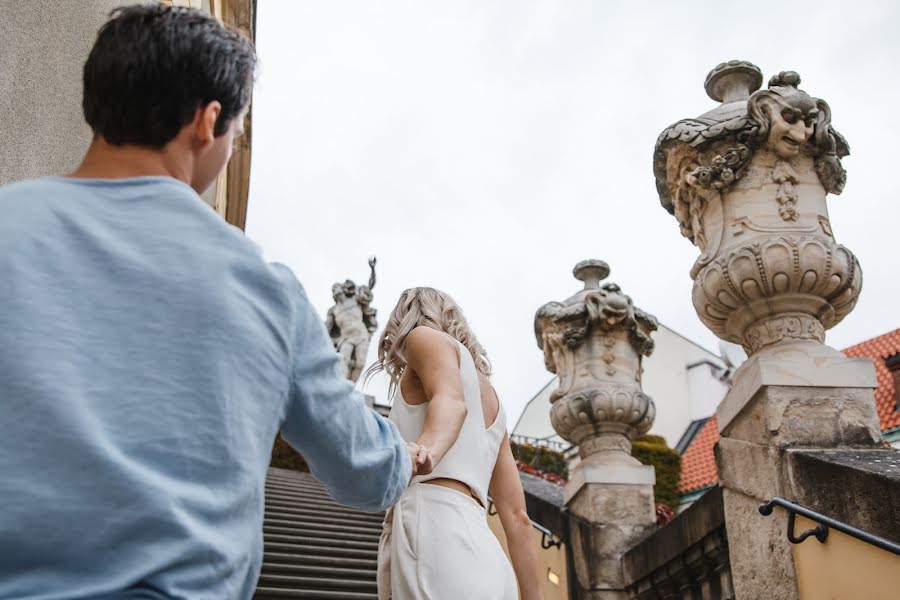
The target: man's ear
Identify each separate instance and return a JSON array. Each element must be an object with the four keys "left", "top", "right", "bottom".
[{"left": 193, "top": 101, "right": 222, "bottom": 148}]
